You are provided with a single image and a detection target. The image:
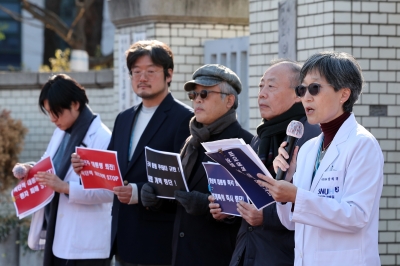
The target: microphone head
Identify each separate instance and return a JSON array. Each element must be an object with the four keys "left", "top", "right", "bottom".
[
  {"left": 13, "top": 164, "right": 27, "bottom": 179},
  {"left": 286, "top": 120, "right": 304, "bottom": 138}
]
